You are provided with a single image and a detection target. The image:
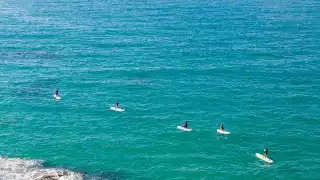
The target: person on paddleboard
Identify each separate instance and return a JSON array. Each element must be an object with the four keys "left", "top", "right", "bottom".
[
  {"left": 220, "top": 124, "right": 224, "bottom": 131},
  {"left": 116, "top": 101, "right": 119, "bottom": 108},
  {"left": 264, "top": 147, "right": 268, "bottom": 158},
  {"left": 183, "top": 121, "right": 188, "bottom": 128},
  {"left": 55, "top": 88, "right": 59, "bottom": 96}
]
